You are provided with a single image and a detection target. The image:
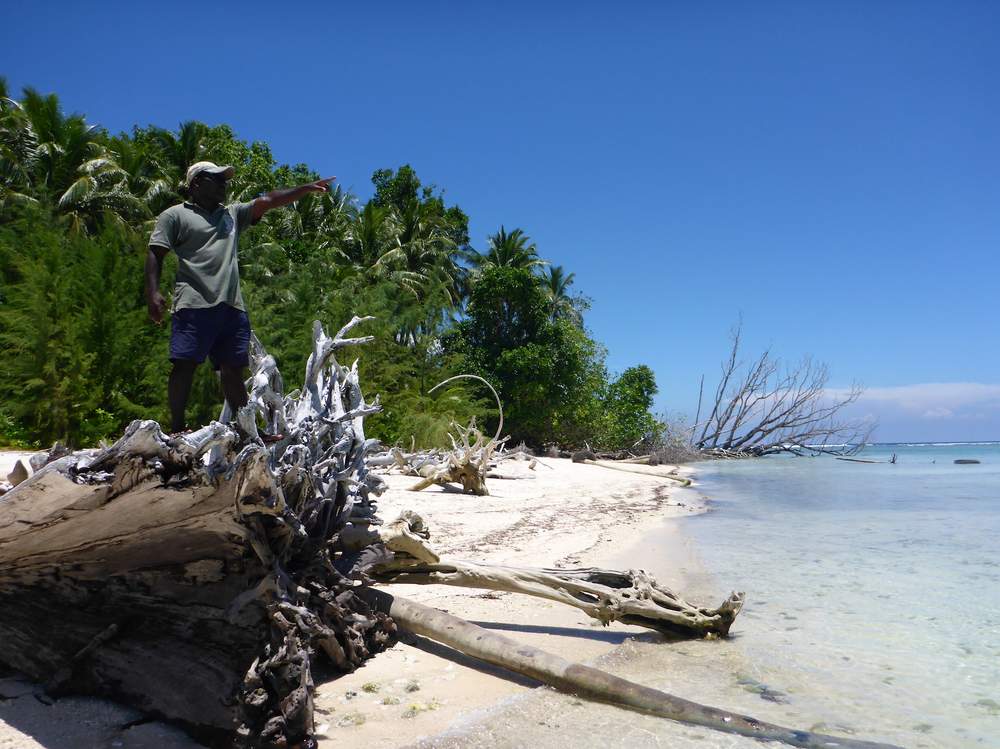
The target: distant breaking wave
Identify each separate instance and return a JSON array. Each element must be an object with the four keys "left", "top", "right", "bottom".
[
  {"left": 873, "top": 441, "right": 1000, "bottom": 447},
  {"left": 797, "top": 441, "right": 1000, "bottom": 449}
]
